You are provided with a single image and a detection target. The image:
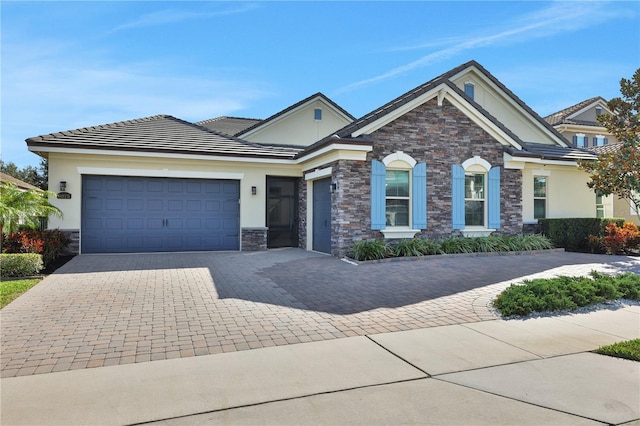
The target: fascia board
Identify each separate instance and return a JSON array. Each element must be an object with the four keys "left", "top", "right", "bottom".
[
  {"left": 351, "top": 86, "right": 443, "bottom": 137},
  {"left": 443, "top": 89, "right": 523, "bottom": 150},
  {"left": 29, "top": 146, "right": 298, "bottom": 165},
  {"left": 507, "top": 154, "right": 578, "bottom": 167},
  {"left": 296, "top": 143, "right": 372, "bottom": 164},
  {"left": 556, "top": 123, "right": 609, "bottom": 133},
  {"left": 451, "top": 66, "right": 569, "bottom": 148},
  {"left": 77, "top": 167, "right": 245, "bottom": 180}
]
